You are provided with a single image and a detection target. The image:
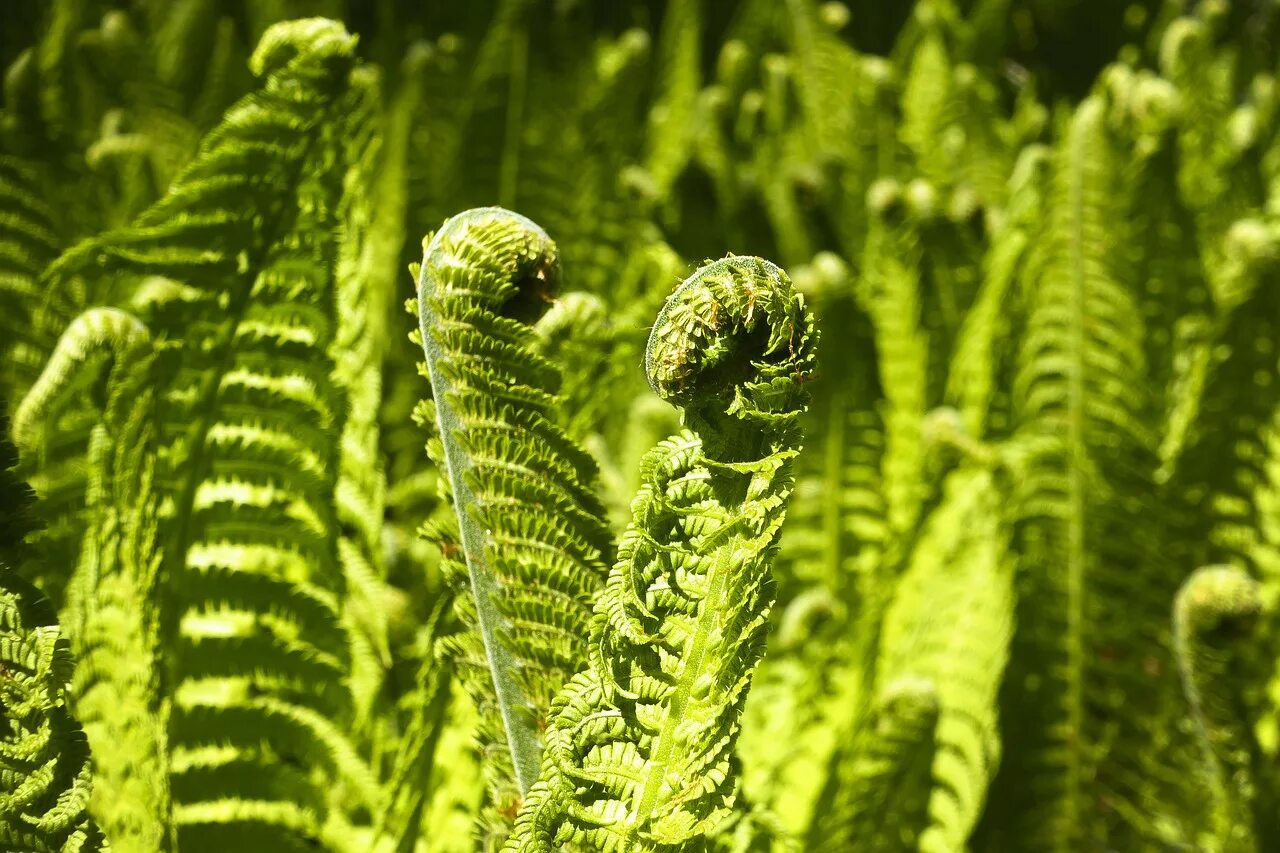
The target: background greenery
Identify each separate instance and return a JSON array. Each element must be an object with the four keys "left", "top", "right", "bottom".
[{"left": 3, "top": 0, "right": 1280, "bottom": 850}]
